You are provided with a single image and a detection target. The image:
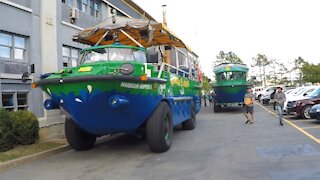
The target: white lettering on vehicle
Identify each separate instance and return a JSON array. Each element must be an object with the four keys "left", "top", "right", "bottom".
[{"left": 120, "top": 82, "right": 152, "bottom": 90}]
